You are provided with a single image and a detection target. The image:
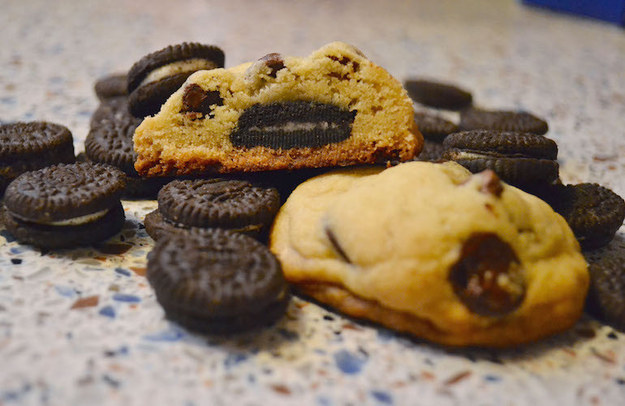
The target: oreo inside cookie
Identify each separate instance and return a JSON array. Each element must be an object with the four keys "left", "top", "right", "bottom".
[
  {"left": 146, "top": 229, "right": 290, "bottom": 333},
  {"left": 230, "top": 101, "right": 357, "bottom": 149}
]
